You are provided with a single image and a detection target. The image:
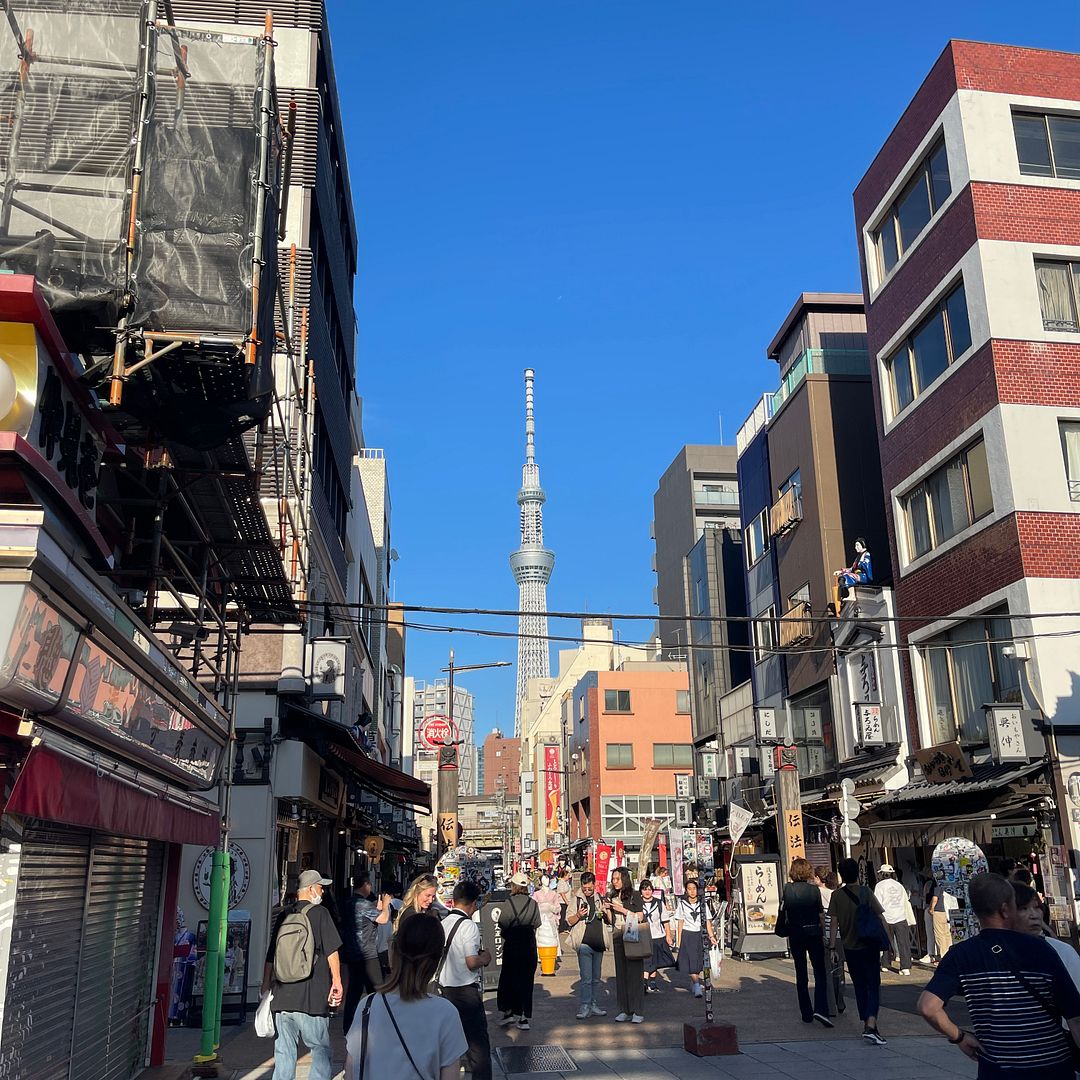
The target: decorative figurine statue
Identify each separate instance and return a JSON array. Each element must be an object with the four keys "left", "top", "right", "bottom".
[{"left": 834, "top": 537, "right": 872, "bottom": 601}]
